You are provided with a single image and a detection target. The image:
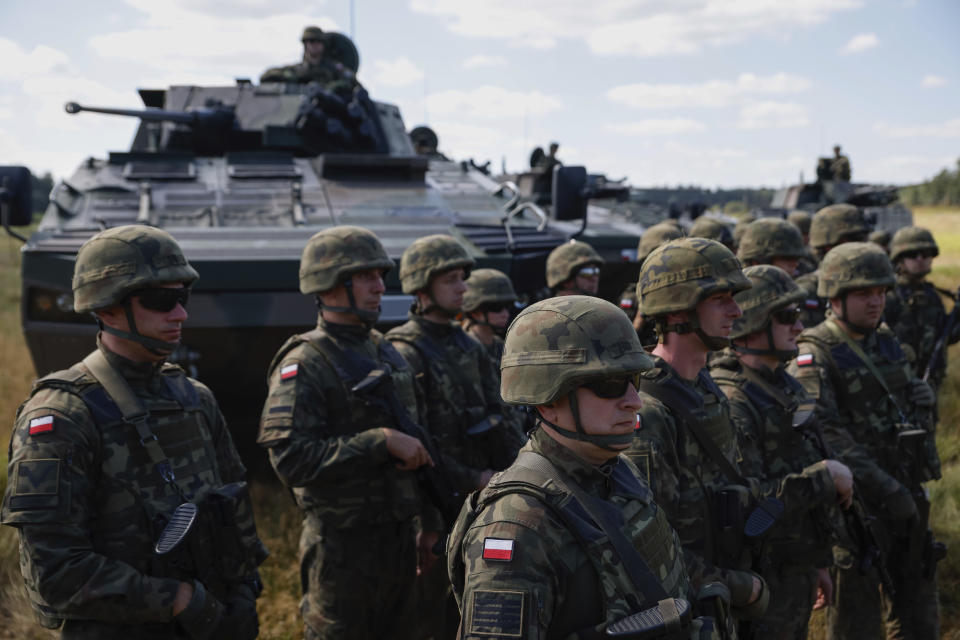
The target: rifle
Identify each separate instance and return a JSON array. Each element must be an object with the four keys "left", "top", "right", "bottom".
[
  {"left": 795, "top": 409, "right": 897, "bottom": 596},
  {"left": 921, "top": 285, "right": 960, "bottom": 382},
  {"left": 352, "top": 367, "right": 464, "bottom": 529}
]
